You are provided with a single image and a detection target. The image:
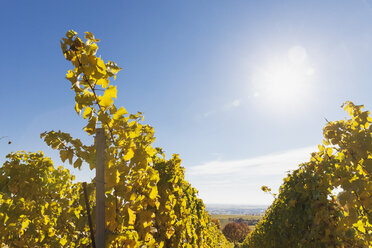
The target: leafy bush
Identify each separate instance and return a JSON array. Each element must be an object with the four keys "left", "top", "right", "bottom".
[{"left": 223, "top": 222, "right": 250, "bottom": 243}]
